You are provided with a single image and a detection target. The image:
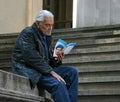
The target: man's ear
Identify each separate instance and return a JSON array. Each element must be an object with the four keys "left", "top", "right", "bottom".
[{"left": 35, "top": 21, "right": 40, "bottom": 28}]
